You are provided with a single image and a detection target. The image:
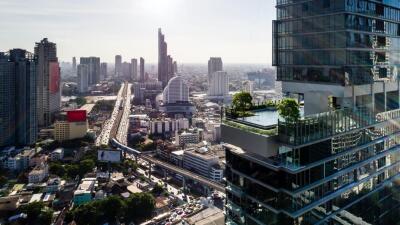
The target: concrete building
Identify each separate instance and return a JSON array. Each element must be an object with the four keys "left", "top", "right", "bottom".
[
  {"left": 54, "top": 110, "right": 88, "bottom": 141},
  {"left": 183, "top": 147, "right": 223, "bottom": 181},
  {"left": 149, "top": 118, "right": 189, "bottom": 135},
  {"left": 115, "top": 55, "right": 122, "bottom": 77},
  {"left": 100, "top": 62, "right": 107, "bottom": 80},
  {"left": 223, "top": 1, "right": 400, "bottom": 224},
  {"left": 72, "top": 57, "right": 77, "bottom": 72},
  {"left": 77, "top": 64, "right": 89, "bottom": 93},
  {"left": 208, "top": 71, "right": 229, "bottom": 99},
  {"left": 122, "top": 61, "right": 132, "bottom": 78},
  {"left": 131, "top": 58, "right": 138, "bottom": 81},
  {"left": 51, "top": 148, "right": 64, "bottom": 161},
  {"left": 80, "top": 57, "right": 100, "bottom": 85},
  {"left": 35, "top": 38, "right": 60, "bottom": 127},
  {"left": 161, "top": 76, "right": 195, "bottom": 117},
  {"left": 28, "top": 163, "right": 49, "bottom": 183},
  {"left": 0, "top": 49, "right": 37, "bottom": 147},
  {"left": 73, "top": 177, "right": 97, "bottom": 206},
  {"left": 208, "top": 57, "right": 223, "bottom": 83},
  {"left": 140, "top": 57, "right": 145, "bottom": 82},
  {"left": 158, "top": 28, "right": 177, "bottom": 87},
  {"left": 175, "top": 129, "right": 201, "bottom": 146},
  {"left": 133, "top": 81, "right": 163, "bottom": 105}
]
